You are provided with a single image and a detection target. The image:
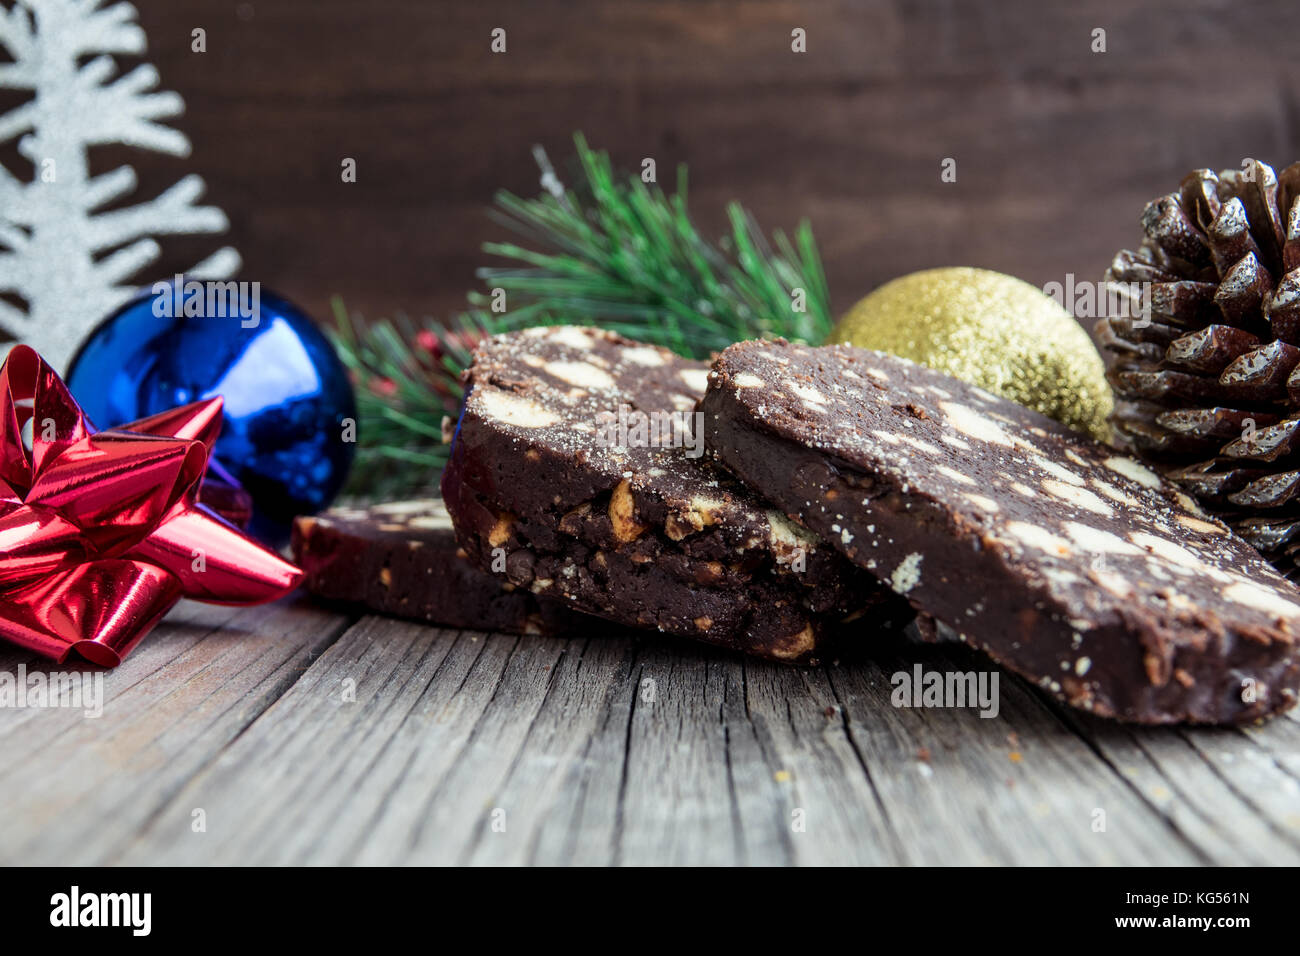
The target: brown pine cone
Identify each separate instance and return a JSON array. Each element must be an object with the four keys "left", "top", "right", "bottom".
[{"left": 1099, "top": 160, "right": 1300, "bottom": 577}]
